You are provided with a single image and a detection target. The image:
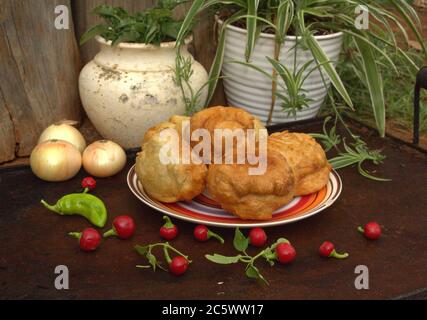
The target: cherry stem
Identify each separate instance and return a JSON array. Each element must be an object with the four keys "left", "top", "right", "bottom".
[
  {"left": 149, "top": 243, "right": 191, "bottom": 263},
  {"left": 68, "top": 232, "right": 82, "bottom": 239},
  {"left": 83, "top": 187, "right": 89, "bottom": 194},
  {"left": 208, "top": 230, "right": 224, "bottom": 244},
  {"left": 163, "top": 245, "right": 172, "bottom": 264},
  {"left": 162, "top": 215, "right": 175, "bottom": 228},
  {"left": 103, "top": 228, "right": 117, "bottom": 238},
  {"left": 357, "top": 226, "right": 365, "bottom": 234},
  {"left": 329, "top": 249, "right": 349, "bottom": 259}
]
